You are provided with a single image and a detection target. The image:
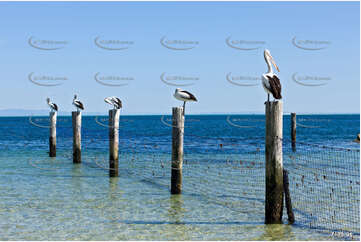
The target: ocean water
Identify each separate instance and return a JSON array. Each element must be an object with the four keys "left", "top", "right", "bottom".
[{"left": 0, "top": 114, "right": 359, "bottom": 240}]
